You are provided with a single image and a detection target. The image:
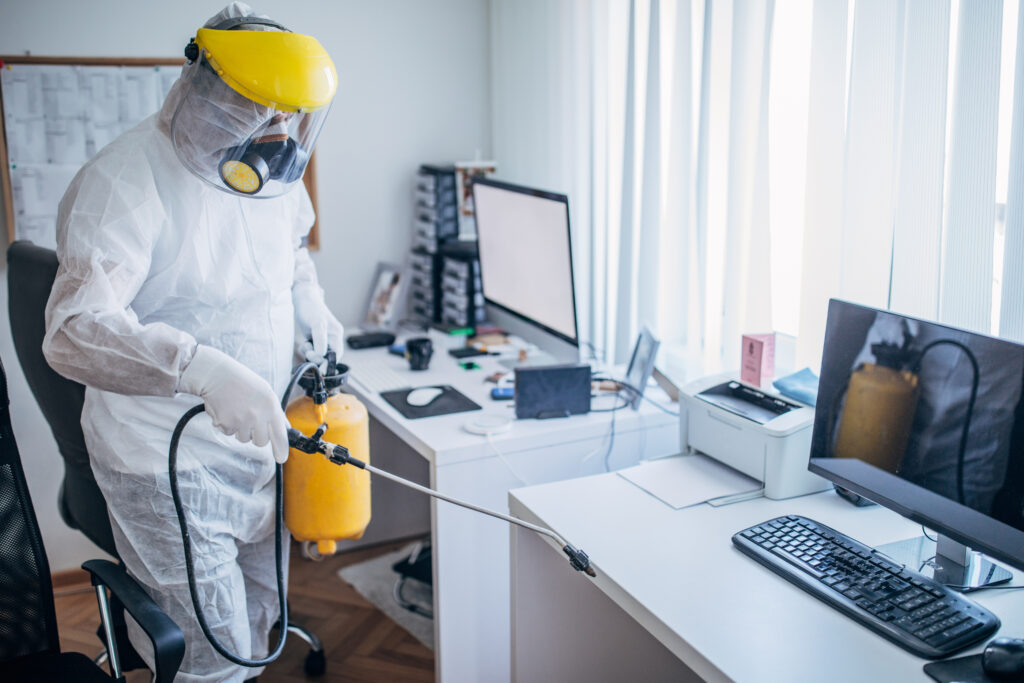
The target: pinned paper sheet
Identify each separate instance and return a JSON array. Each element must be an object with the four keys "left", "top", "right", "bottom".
[
  {"left": 618, "top": 454, "right": 763, "bottom": 509},
  {"left": 2, "top": 62, "right": 179, "bottom": 244}
]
